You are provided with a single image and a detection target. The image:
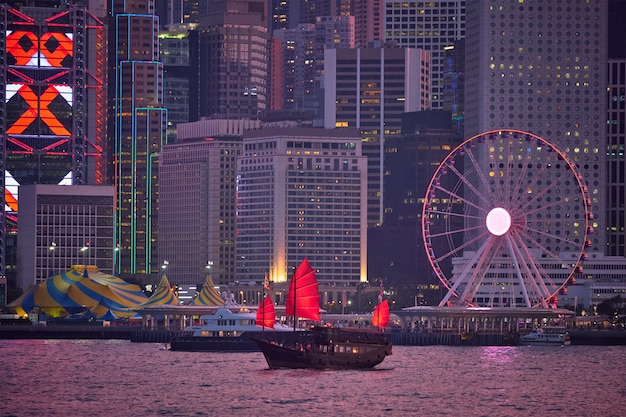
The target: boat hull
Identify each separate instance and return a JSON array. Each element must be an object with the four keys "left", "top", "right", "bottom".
[
  {"left": 517, "top": 327, "right": 571, "bottom": 346},
  {"left": 252, "top": 327, "right": 392, "bottom": 370},
  {"left": 170, "top": 331, "right": 306, "bottom": 352},
  {"left": 518, "top": 339, "right": 571, "bottom": 347}
]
